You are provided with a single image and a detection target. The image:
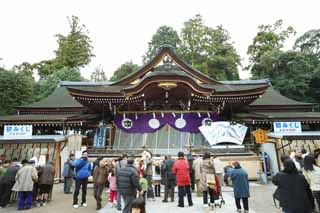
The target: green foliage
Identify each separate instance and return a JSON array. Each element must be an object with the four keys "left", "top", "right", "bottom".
[
  {"left": 90, "top": 65, "right": 107, "bottom": 82},
  {"left": 294, "top": 29, "right": 320, "bottom": 59},
  {"left": 247, "top": 20, "right": 296, "bottom": 78},
  {"left": 0, "top": 68, "right": 35, "bottom": 115},
  {"left": 37, "top": 67, "right": 82, "bottom": 100},
  {"left": 110, "top": 61, "right": 139, "bottom": 82},
  {"left": 179, "top": 14, "right": 240, "bottom": 80},
  {"left": 143, "top": 26, "right": 181, "bottom": 63},
  {"left": 255, "top": 50, "right": 318, "bottom": 101},
  {"left": 34, "top": 16, "right": 94, "bottom": 80},
  {"left": 54, "top": 16, "right": 94, "bottom": 69}
]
